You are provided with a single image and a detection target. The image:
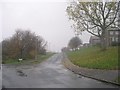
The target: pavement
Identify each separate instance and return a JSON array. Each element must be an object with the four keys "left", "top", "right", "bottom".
[
  {"left": 62, "top": 53, "right": 120, "bottom": 86},
  {"left": 2, "top": 53, "right": 119, "bottom": 88}
]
